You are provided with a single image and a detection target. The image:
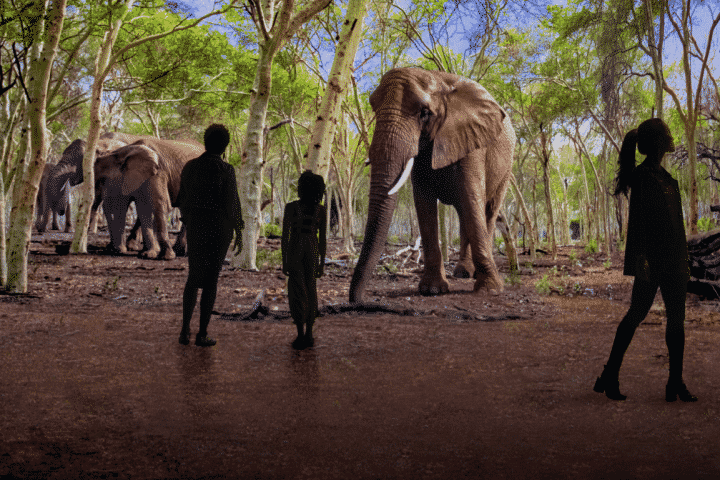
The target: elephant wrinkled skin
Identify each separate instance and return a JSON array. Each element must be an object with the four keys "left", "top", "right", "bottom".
[
  {"left": 95, "top": 138, "right": 203, "bottom": 260},
  {"left": 349, "top": 67, "right": 516, "bottom": 303}
]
